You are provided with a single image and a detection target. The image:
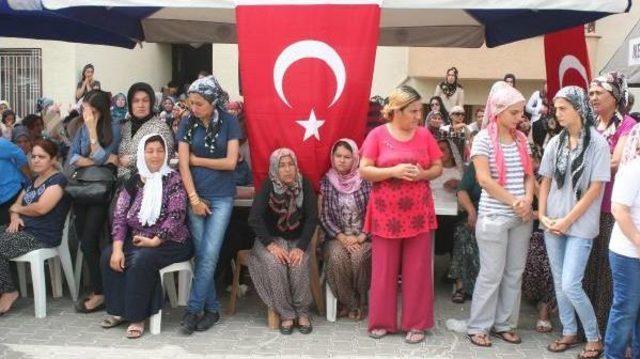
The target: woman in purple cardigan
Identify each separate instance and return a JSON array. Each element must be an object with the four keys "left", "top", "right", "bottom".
[{"left": 100, "top": 134, "right": 193, "bottom": 339}]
